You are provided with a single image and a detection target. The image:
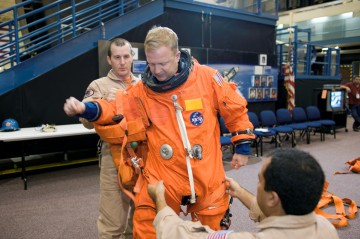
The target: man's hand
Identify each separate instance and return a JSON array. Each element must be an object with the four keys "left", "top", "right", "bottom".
[
  {"left": 224, "top": 176, "right": 242, "bottom": 199},
  {"left": 224, "top": 176, "right": 254, "bottom": 210},
  {"left": 148, "top": 180, "right": 167, "bottom": 212},
  {"left": 64, "top": 97, "right": 86, "bottom": 117},
  {"left": 231, "top": 153, "right": 248, "bottom": 169}
]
